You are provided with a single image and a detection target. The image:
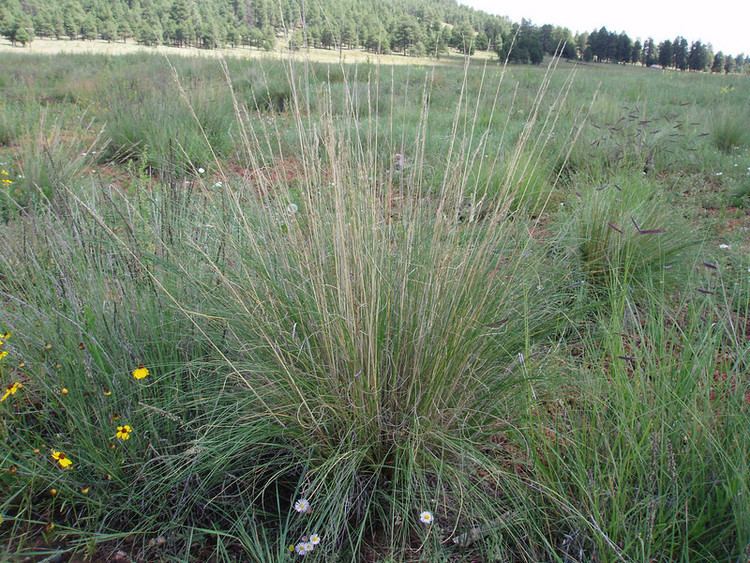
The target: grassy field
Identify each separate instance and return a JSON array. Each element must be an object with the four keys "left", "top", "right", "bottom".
[
  {"left": 0, "top": 50, "right": 749, "bottom": 562},
  {"left": 0, "top": 37, "right": 495, "bottom": 65}
]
